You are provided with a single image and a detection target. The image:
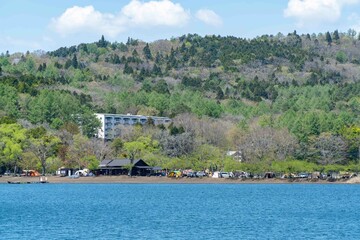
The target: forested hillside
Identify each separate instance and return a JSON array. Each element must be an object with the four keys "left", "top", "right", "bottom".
[{"left": 0, "top": 30, "right": 359, "bottom": 174}]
